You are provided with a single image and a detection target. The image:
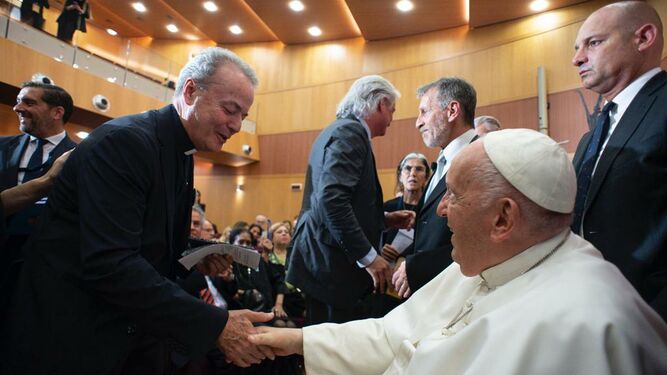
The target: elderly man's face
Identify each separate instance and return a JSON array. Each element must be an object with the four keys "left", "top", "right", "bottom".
[
  {"left": 437, "top": 142, "right": 493, "bottom": 276},
  {"left": 183, "top": 64, "right": 254, "bottom": 152},
  {"left": 416, "top": 88, "right": 451, "bottom": 148},
  {"left": 191, "top": 210, "right": 202, "bottom": 238},
  {"left": 572, "top": 8, "right": 641, "bottom": 99}
]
